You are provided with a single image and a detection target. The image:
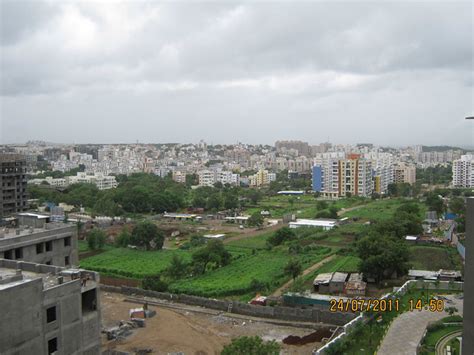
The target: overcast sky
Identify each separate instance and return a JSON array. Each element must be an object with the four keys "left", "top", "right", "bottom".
[{"left": 0, "top": 1, "right": 473, "bottom": 147}]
